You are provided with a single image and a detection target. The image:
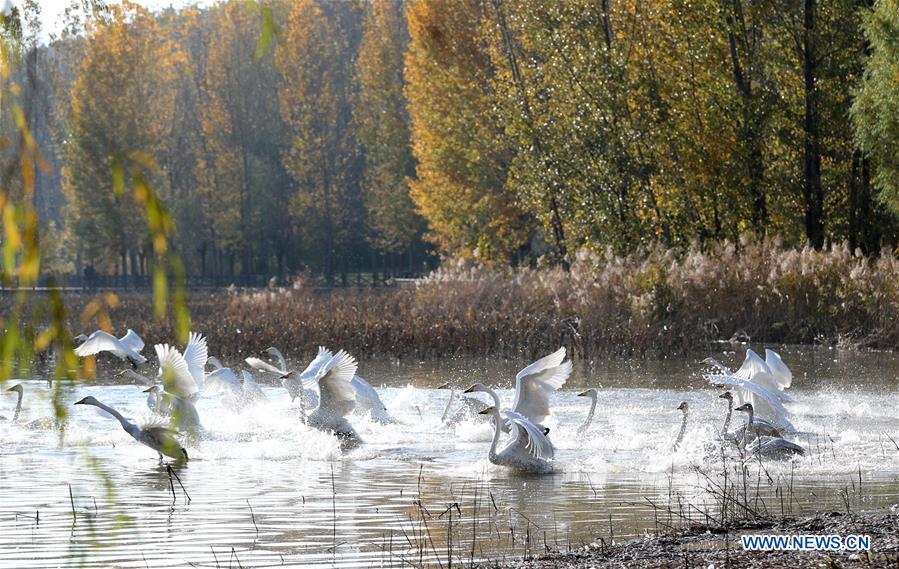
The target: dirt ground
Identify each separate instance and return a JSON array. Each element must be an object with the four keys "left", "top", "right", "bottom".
[{"left": 499, "top": 509, "right": 899, "bottom": 568}]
